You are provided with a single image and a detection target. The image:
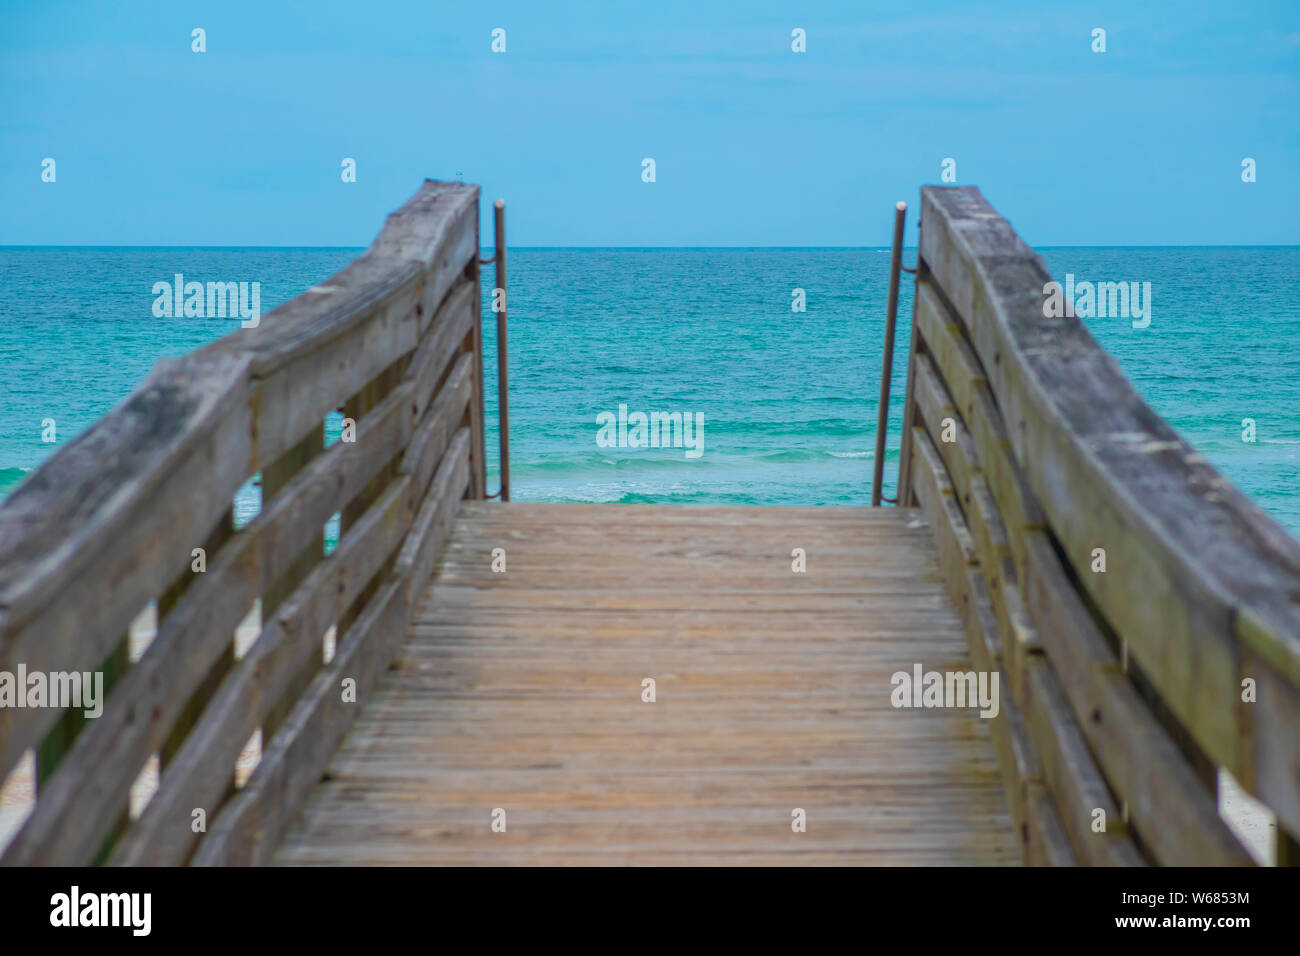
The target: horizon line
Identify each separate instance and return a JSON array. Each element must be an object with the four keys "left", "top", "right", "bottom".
[{"left": 4, "top": 243, "right": 1300, "bottom": 250}]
